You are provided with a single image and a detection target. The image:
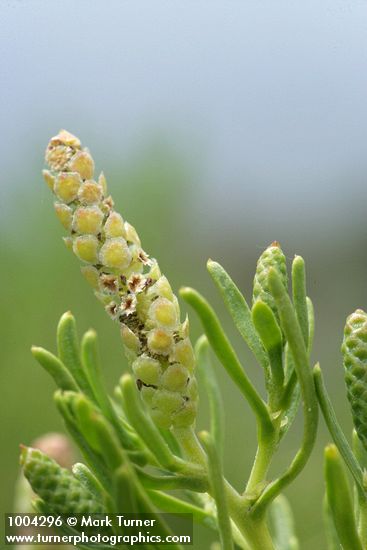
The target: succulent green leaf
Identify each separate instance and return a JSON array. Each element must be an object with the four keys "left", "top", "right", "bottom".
[
  {"left": 180, "top": 286, "right": 273, "bottom": 434},
  {"left": 195, "top": 335, "right": 225, "bottom": 456},
  {"left": 119, "top": 374, "right": 179, "bottom": 472},
  {"left": 313, "top": 364, "right": 365, "bottom": 495},
  {"left": 31, "top": 346, "right": 78, "bottom": 392},
  {"left": 207, "top": 259, "right": 268, "bottom": 371},
  {"left": 81, "top": 329, "right": 138, "bottom": 453},
  {"left": 199, "top": 431, "right": 234, "bottom": 550},
  {"left": 252, "top": 300, "right": 284, "bottom": 398},
  {"left": 291, "top": 256, "right": 308, "bottom": 349},
  {"left": 57, "top": 312, "right": 95, "bottom": 401},
  {"left": 268, "top": 495, "right": 299, "bottom": 550},
  {"left": 324, "top": 444, "right": 362, "bottom": 550},
  {"left": 323, "top": 495, "right": 342, "bottom": 550}
]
